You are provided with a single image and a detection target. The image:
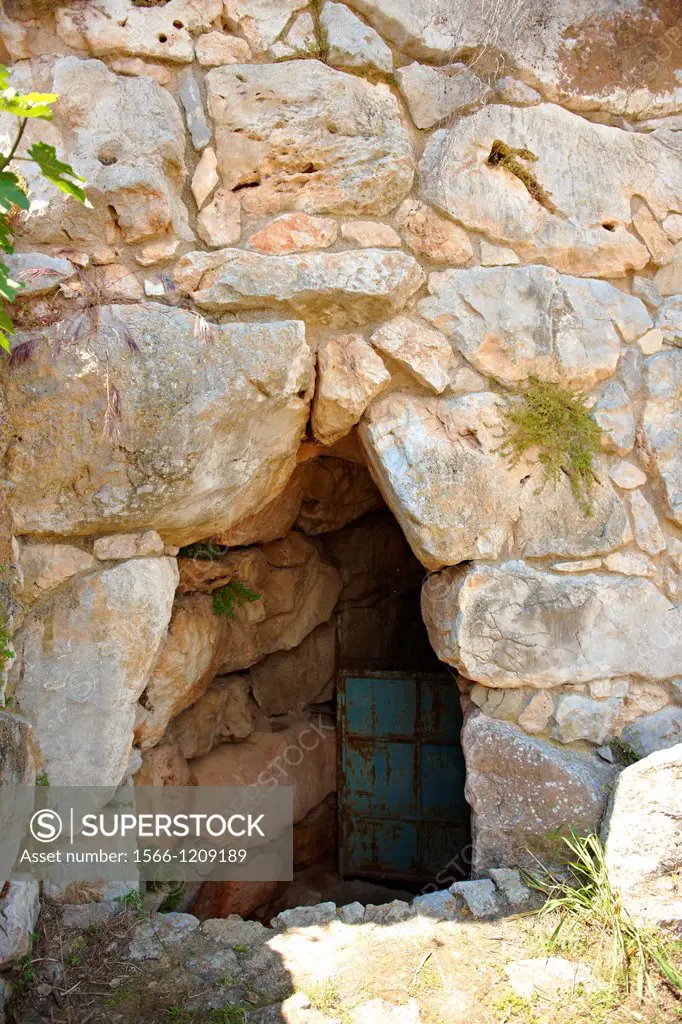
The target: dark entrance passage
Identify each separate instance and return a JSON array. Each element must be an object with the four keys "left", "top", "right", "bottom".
[{"left": 338, "top": 671, "right": 469, "bottom": 885}]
